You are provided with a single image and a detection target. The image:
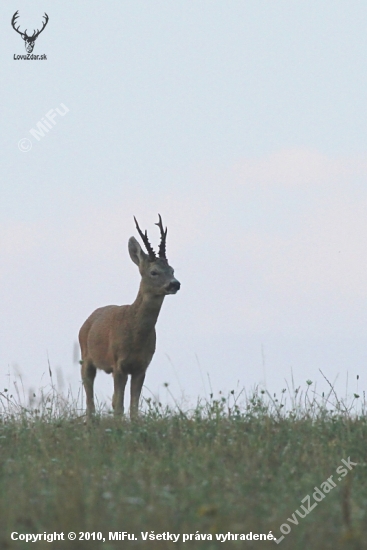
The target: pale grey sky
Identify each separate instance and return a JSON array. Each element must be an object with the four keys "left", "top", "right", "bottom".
[{"left": 1, "top": 1, "right": 367, "bottom": 407}]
